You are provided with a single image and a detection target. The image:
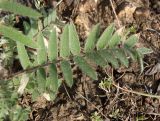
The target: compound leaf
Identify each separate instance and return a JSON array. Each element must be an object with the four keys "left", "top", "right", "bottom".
[{"left": 74, "top": 56, "right": 97, "bottom": 80}]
